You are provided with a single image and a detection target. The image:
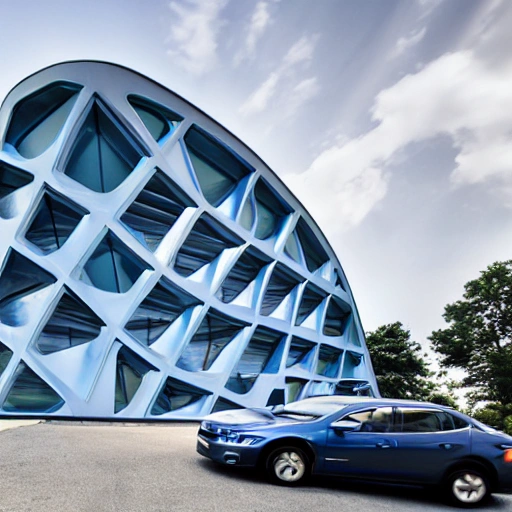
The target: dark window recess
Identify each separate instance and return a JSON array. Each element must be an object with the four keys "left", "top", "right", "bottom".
[
  {"left": 125, "top": 277, "right": 202, "bottom": 346},
  {"left": 0, "top": 162, "right": 34, "bottom": 200},
  {"left": 323, "top": 296, "right": 351, "bottom": 337},
  {"left": 342, "top": 351, "right": 363, "bottom": 377},
  {"left": 184, "top": 125, "right": 253, "bottom": 206},
  {"left": 5, "top": 81, "right": 82, "bottom": 159},
  {"left": 128, "top": 95, "right": 183, "bottom": 142},
  {"left": 295, "top": 282, "right": 327, "bottom": 326},
  {"left": 121, "top": 169, "right": 196, "bottom": 251},
  {"left": 334, "top": 268, "right": 346, "bottom": 291},
  {"left": 211, "top": 397, "right": 243, "bottom": 413},
  {"left": 316, "top": 344, "right": 343, "bottom": 378},
  {"left": 176, "top": 309, "right": 248, "bottom": 372},
  {"left": 260, "top": 263, "right": 304, "bottom": 316},
  {"left": 285, "top": 218, "right": 328, "bottom": 272},
  {"left": 25, "top": 188, "right": 88, "bottom": 254},
  {"left": 286, "top": 336, "right": 316, "bottom": 370},
  {"left": 2, "top": 362, "right": 64, "bottom": 413},
  {"left": 286, "top": 378, "right": 307, "bottom": 403},
  {"left": 174, "top": 213, "right": 243, "bottom": 277},
  {"left": 0, "top": 249, "right": 57, "bottom": 327},
  {"left": 81, "top": 230, "right": 152, "bottom": 293},
  {"left": 266, "top": 388, "right": 285, "bottom": 406},
  {"left": 216, "top": 246, "right": 271, "bottom": 303},
  {"left": 0, "top": 341, "right": 13, "bottom": 377},
  {"left": 151, "top": 377, "right": 212, "bottom": 415},
  {"left": 64, "top": 96, "right": 147, "bottom": 193},
  {"left": 225, "top": 326, "right": 286, "bottom": 394},
  {"left": 253, "top": 178, "right": 292, "bottom": 240},
  {"left": 115, "top": 344, "right": 158, "bottom": 413},
  {"left": 36, "top": 287, "right": 105, "bottom": 354}
]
